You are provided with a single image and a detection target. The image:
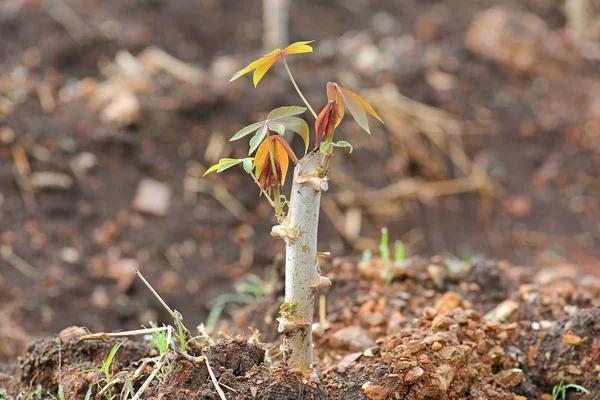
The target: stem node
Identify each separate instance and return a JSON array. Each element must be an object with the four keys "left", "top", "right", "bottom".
[{"left": 310, "top": 276, "right": 332, "bottom": 289}]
